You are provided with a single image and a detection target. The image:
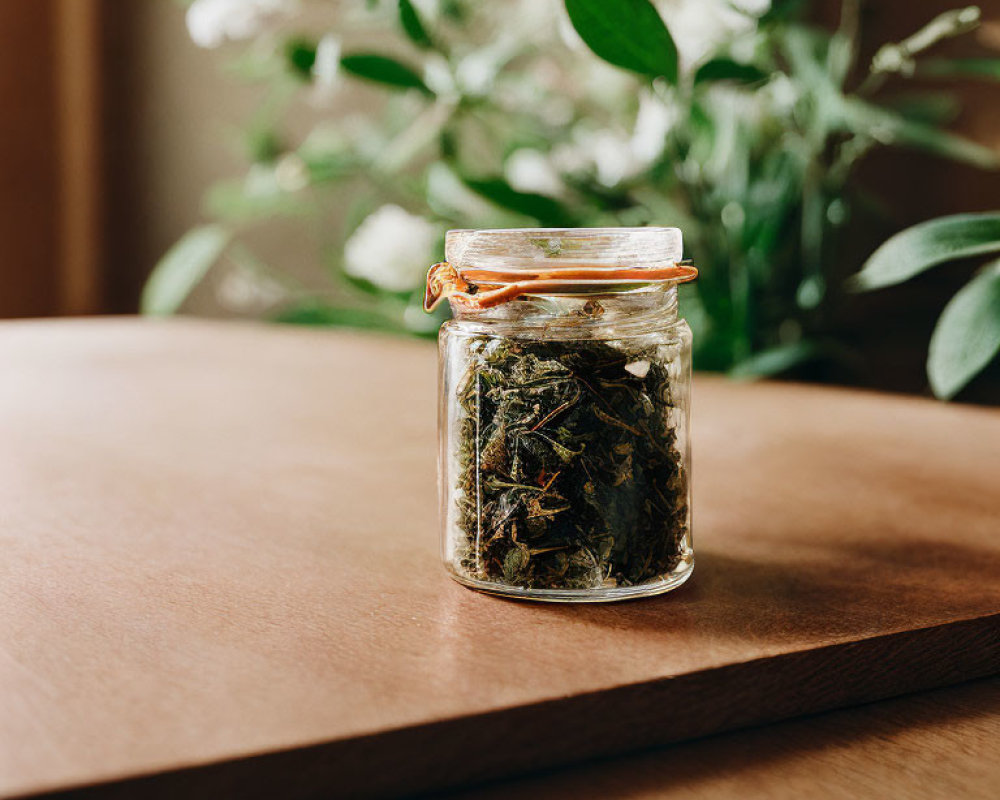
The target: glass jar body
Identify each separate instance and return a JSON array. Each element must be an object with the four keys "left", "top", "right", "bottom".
[{"left": 437, "top": 291, "right": 693, "bottom": 602}]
